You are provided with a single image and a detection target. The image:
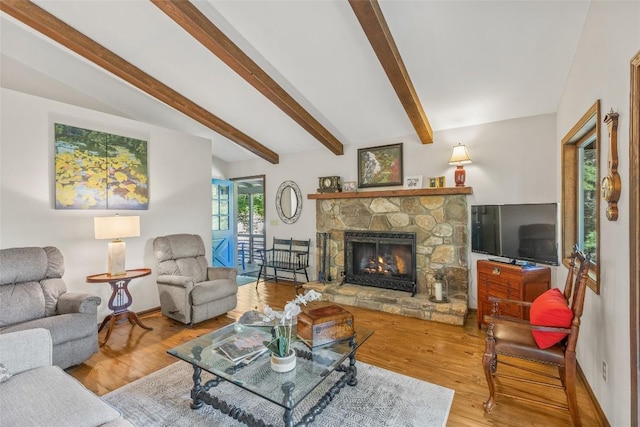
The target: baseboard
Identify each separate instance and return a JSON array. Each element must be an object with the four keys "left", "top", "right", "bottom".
[
  {"left": 137, "top": 306, "right": 161, "bottom": 317},
  {"left": 97, "top": 307, "right": 161, "bottom": 326},
  {"left": 577, "top": 362, "right": 610, "bottom": 427}
]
